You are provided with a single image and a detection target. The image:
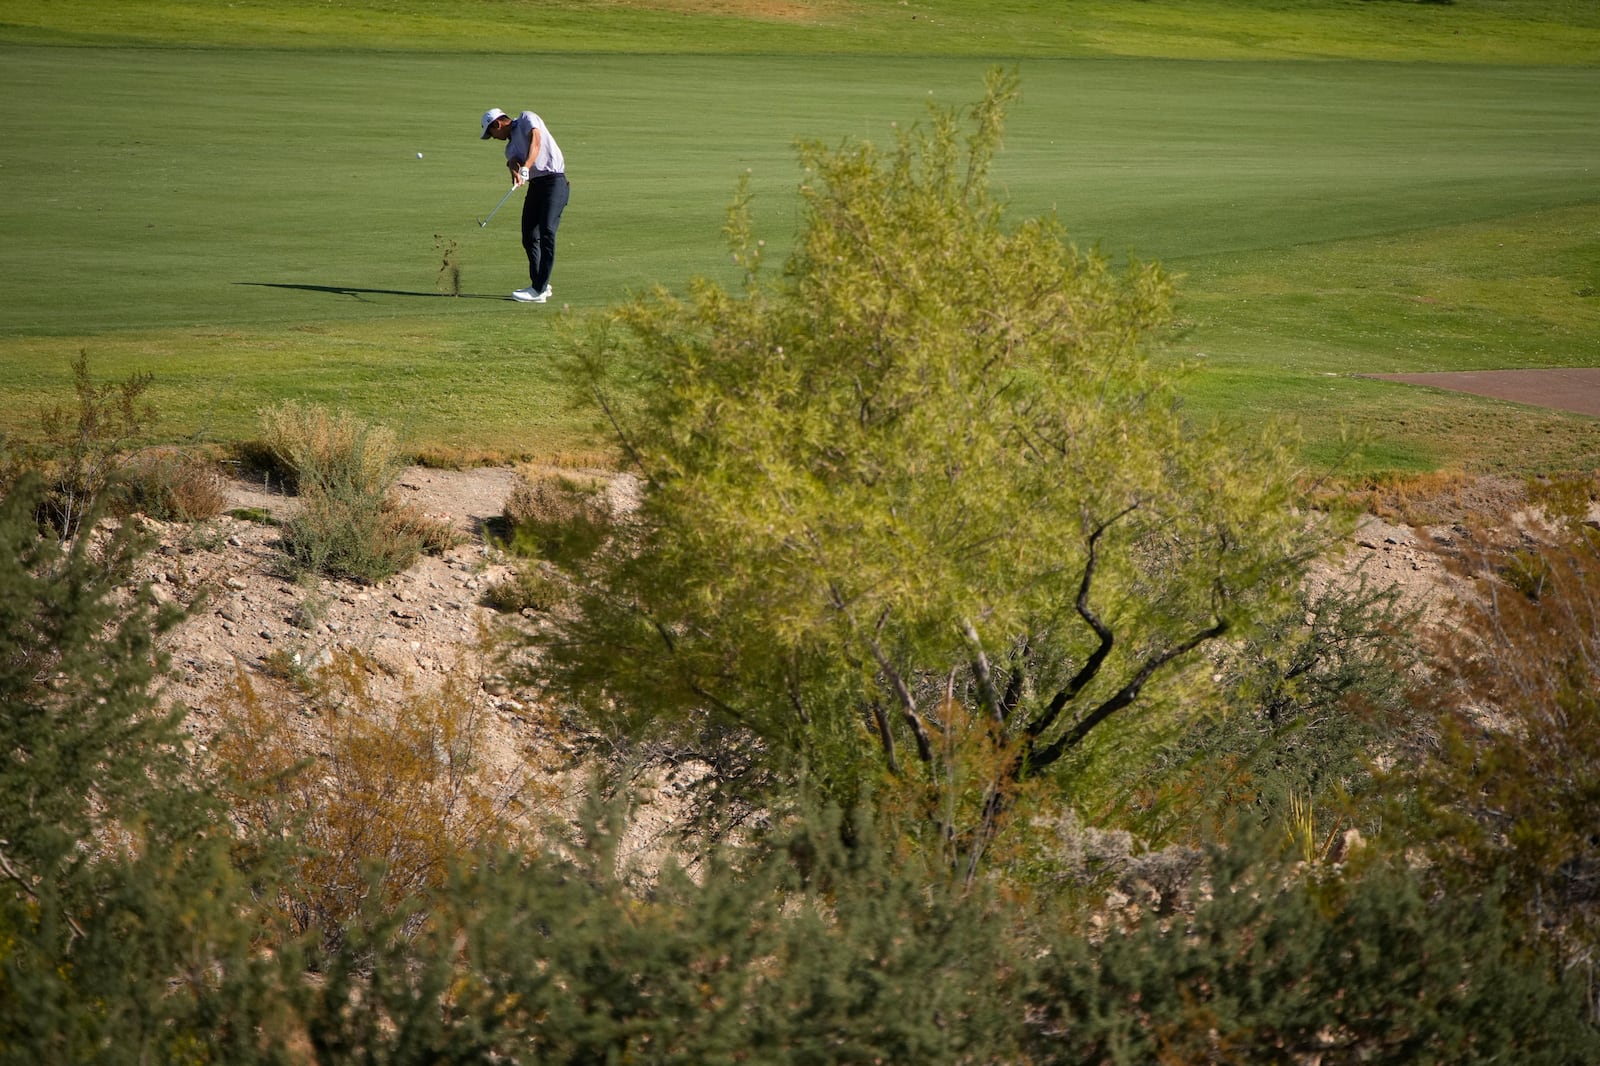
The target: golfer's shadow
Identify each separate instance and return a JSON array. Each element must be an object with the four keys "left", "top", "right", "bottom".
[{"left": 236, "top": 282, "right": 515, "bottom": 302}]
